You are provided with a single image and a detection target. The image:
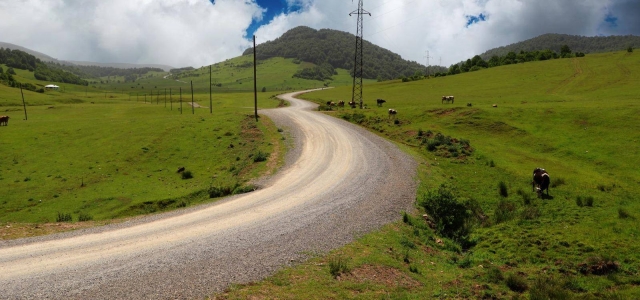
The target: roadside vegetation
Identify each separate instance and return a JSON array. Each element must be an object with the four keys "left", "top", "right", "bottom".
[{"left": 216, "top": 50, "right": 640, "bottom": 298}]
